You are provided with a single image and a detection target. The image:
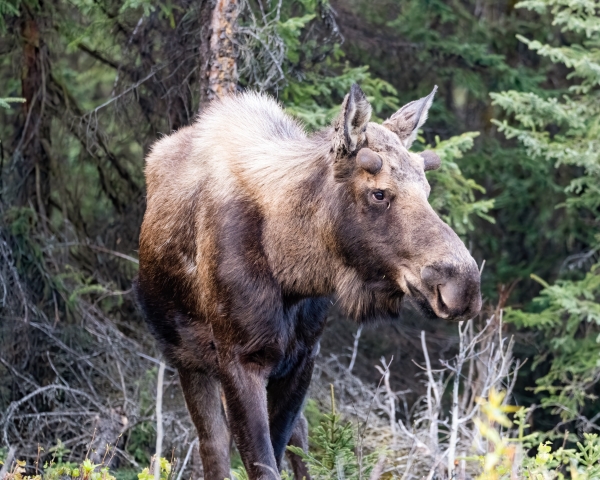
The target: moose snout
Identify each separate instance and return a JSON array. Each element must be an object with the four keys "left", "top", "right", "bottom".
[{"left": 420, "top": 263, "right": 482, "bottom": 321}]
